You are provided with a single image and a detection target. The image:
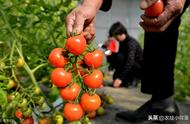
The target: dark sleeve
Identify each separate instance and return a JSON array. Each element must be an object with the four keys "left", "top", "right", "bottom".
[
  {"left": 118, "top": 41, "right": 136, "bottom": 81},
  {"left": 100, "top": 0, "right": 112, "bottom": 11}
]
